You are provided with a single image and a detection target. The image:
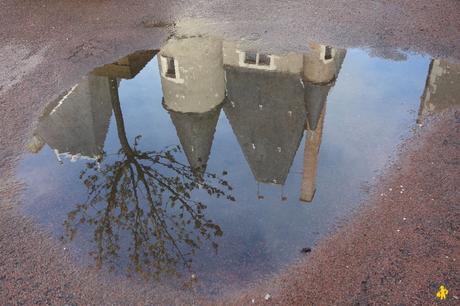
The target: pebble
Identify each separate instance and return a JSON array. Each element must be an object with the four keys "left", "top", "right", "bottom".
[
  {"left": 264, "top": 293, "right": 271, "bottom": 300},
  {"left": 301, "top": 247, "right": 312, "bottom": 254}
]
